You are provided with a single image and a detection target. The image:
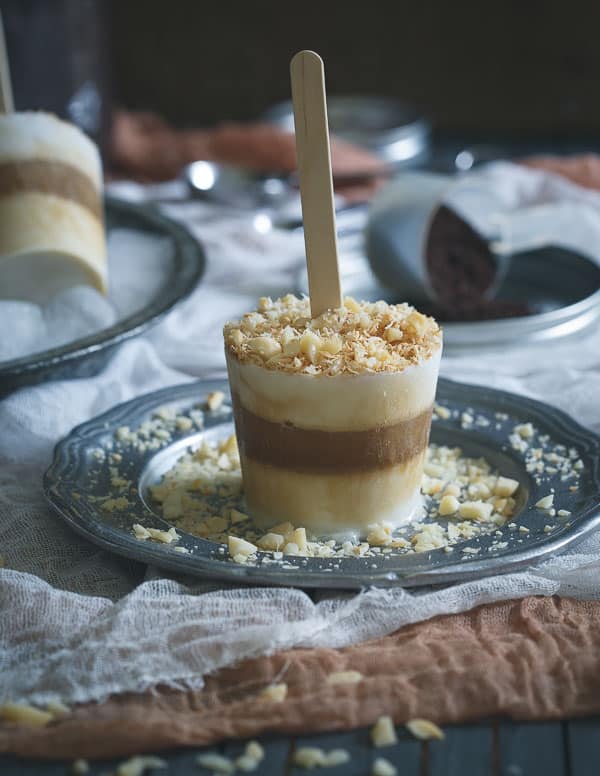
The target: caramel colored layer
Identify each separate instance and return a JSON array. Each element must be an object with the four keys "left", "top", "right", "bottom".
[
  {"left": 232, "top": 393, "right": 433, "bottom": 474},
  {"left": 0, "top": 159, "right": 101, "bottom": 219}
]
